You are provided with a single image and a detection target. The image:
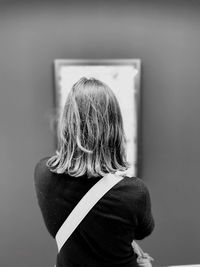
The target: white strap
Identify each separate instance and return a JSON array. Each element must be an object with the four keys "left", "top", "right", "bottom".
[{"left": 55, "top": 173, "right": 123, "bottom": 252}]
